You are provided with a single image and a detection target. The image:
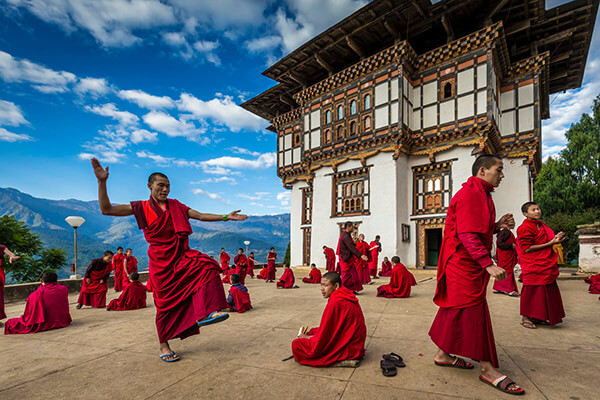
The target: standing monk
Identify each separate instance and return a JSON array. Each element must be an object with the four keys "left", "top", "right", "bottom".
[
  {"left": 337, "top": 222, "right": 367, "bottom": 293},
  {"left": 323, "top": 246, "right": 336, "bottom": 272},
  {"left": 368, "top": 235, "right": 381, "bottom": 279},
  {"left": 246, "top": 252, "right": 256, "bottom": 278},
  {"left": 354, "top": 234, "right": 371, "bottom": 285},
  {"left": 233, "top": 248, "right": 248, "bottom": 285},
  {"left": 219, "top": 248, "right": 230, "bottom": 274},
  {"left": 428, "top": 155, "right": 525, "bottom": 395},
  {"left": 266, "top": 247, "right": 277, "bottom": 283},
  {"left": 122, "top": 248, "right": 138, "bottom": 288},
  {"left": 492, "top": 229, "right": 519, "bottom": 296},
  {"left": 112, "top": 247, "right": 125, "bottom": 291},
  {"left": 1, "top": 245, "right": 20, "bottom": 323},
  {"left": 91, "top": 158, "right": 247, "bottom": 362},
  {"left": 77, "top": 251, "right": 114, "bottom": 309}
]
